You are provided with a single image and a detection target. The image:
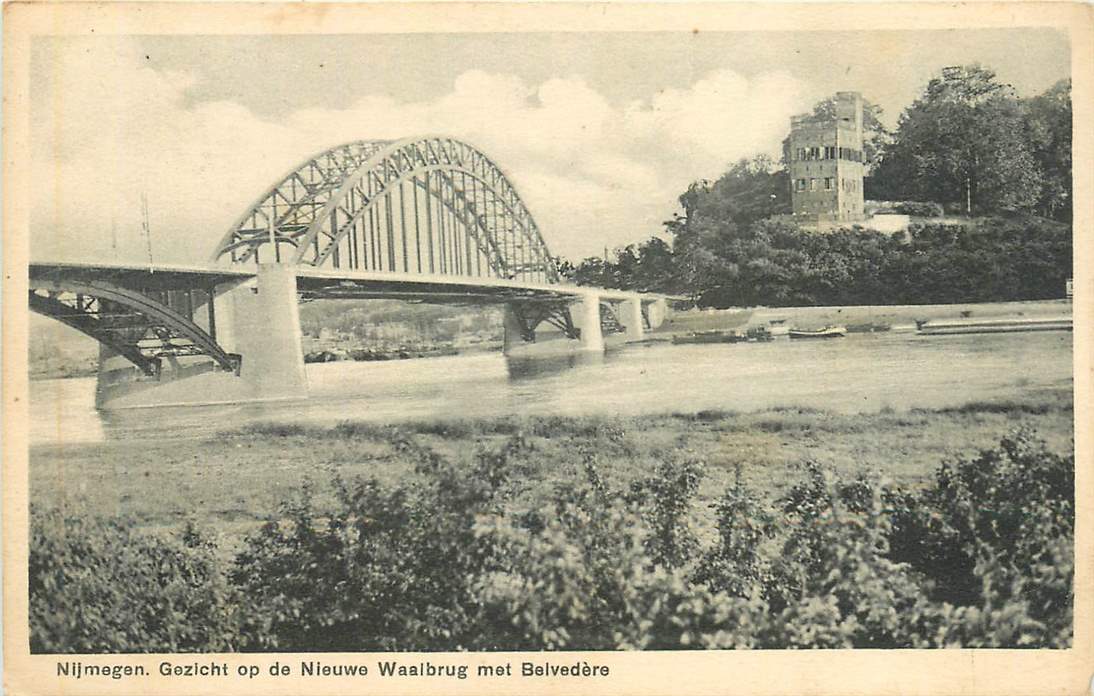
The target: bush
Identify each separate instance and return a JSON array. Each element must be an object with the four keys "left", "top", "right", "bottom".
[
  {"left": 893, "top": 200, "right": 945, "bottom": 217},
  {"left": 625, "top": 459, "right": 704, "bottom": 568},
  {"left": 693, "top": 470, "right": 774, "bottom": 598},
  {"left": 869, "top": 200, "right": 945, "bottom": 217},
  {"left": 477, "top": 460, "right": 768, "bottom": 651},
  {"left": 230, "top": 436, "right": 525, "bottom": 651},
  {"left": 886, "top": 429, "right": 1073, "bottom": 624},
  {"left": 30, "top": 429, "right": 1073, "bottom": 652},
  {"left": 29, "top": 511, "right": 243, "bottom": 653}
]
